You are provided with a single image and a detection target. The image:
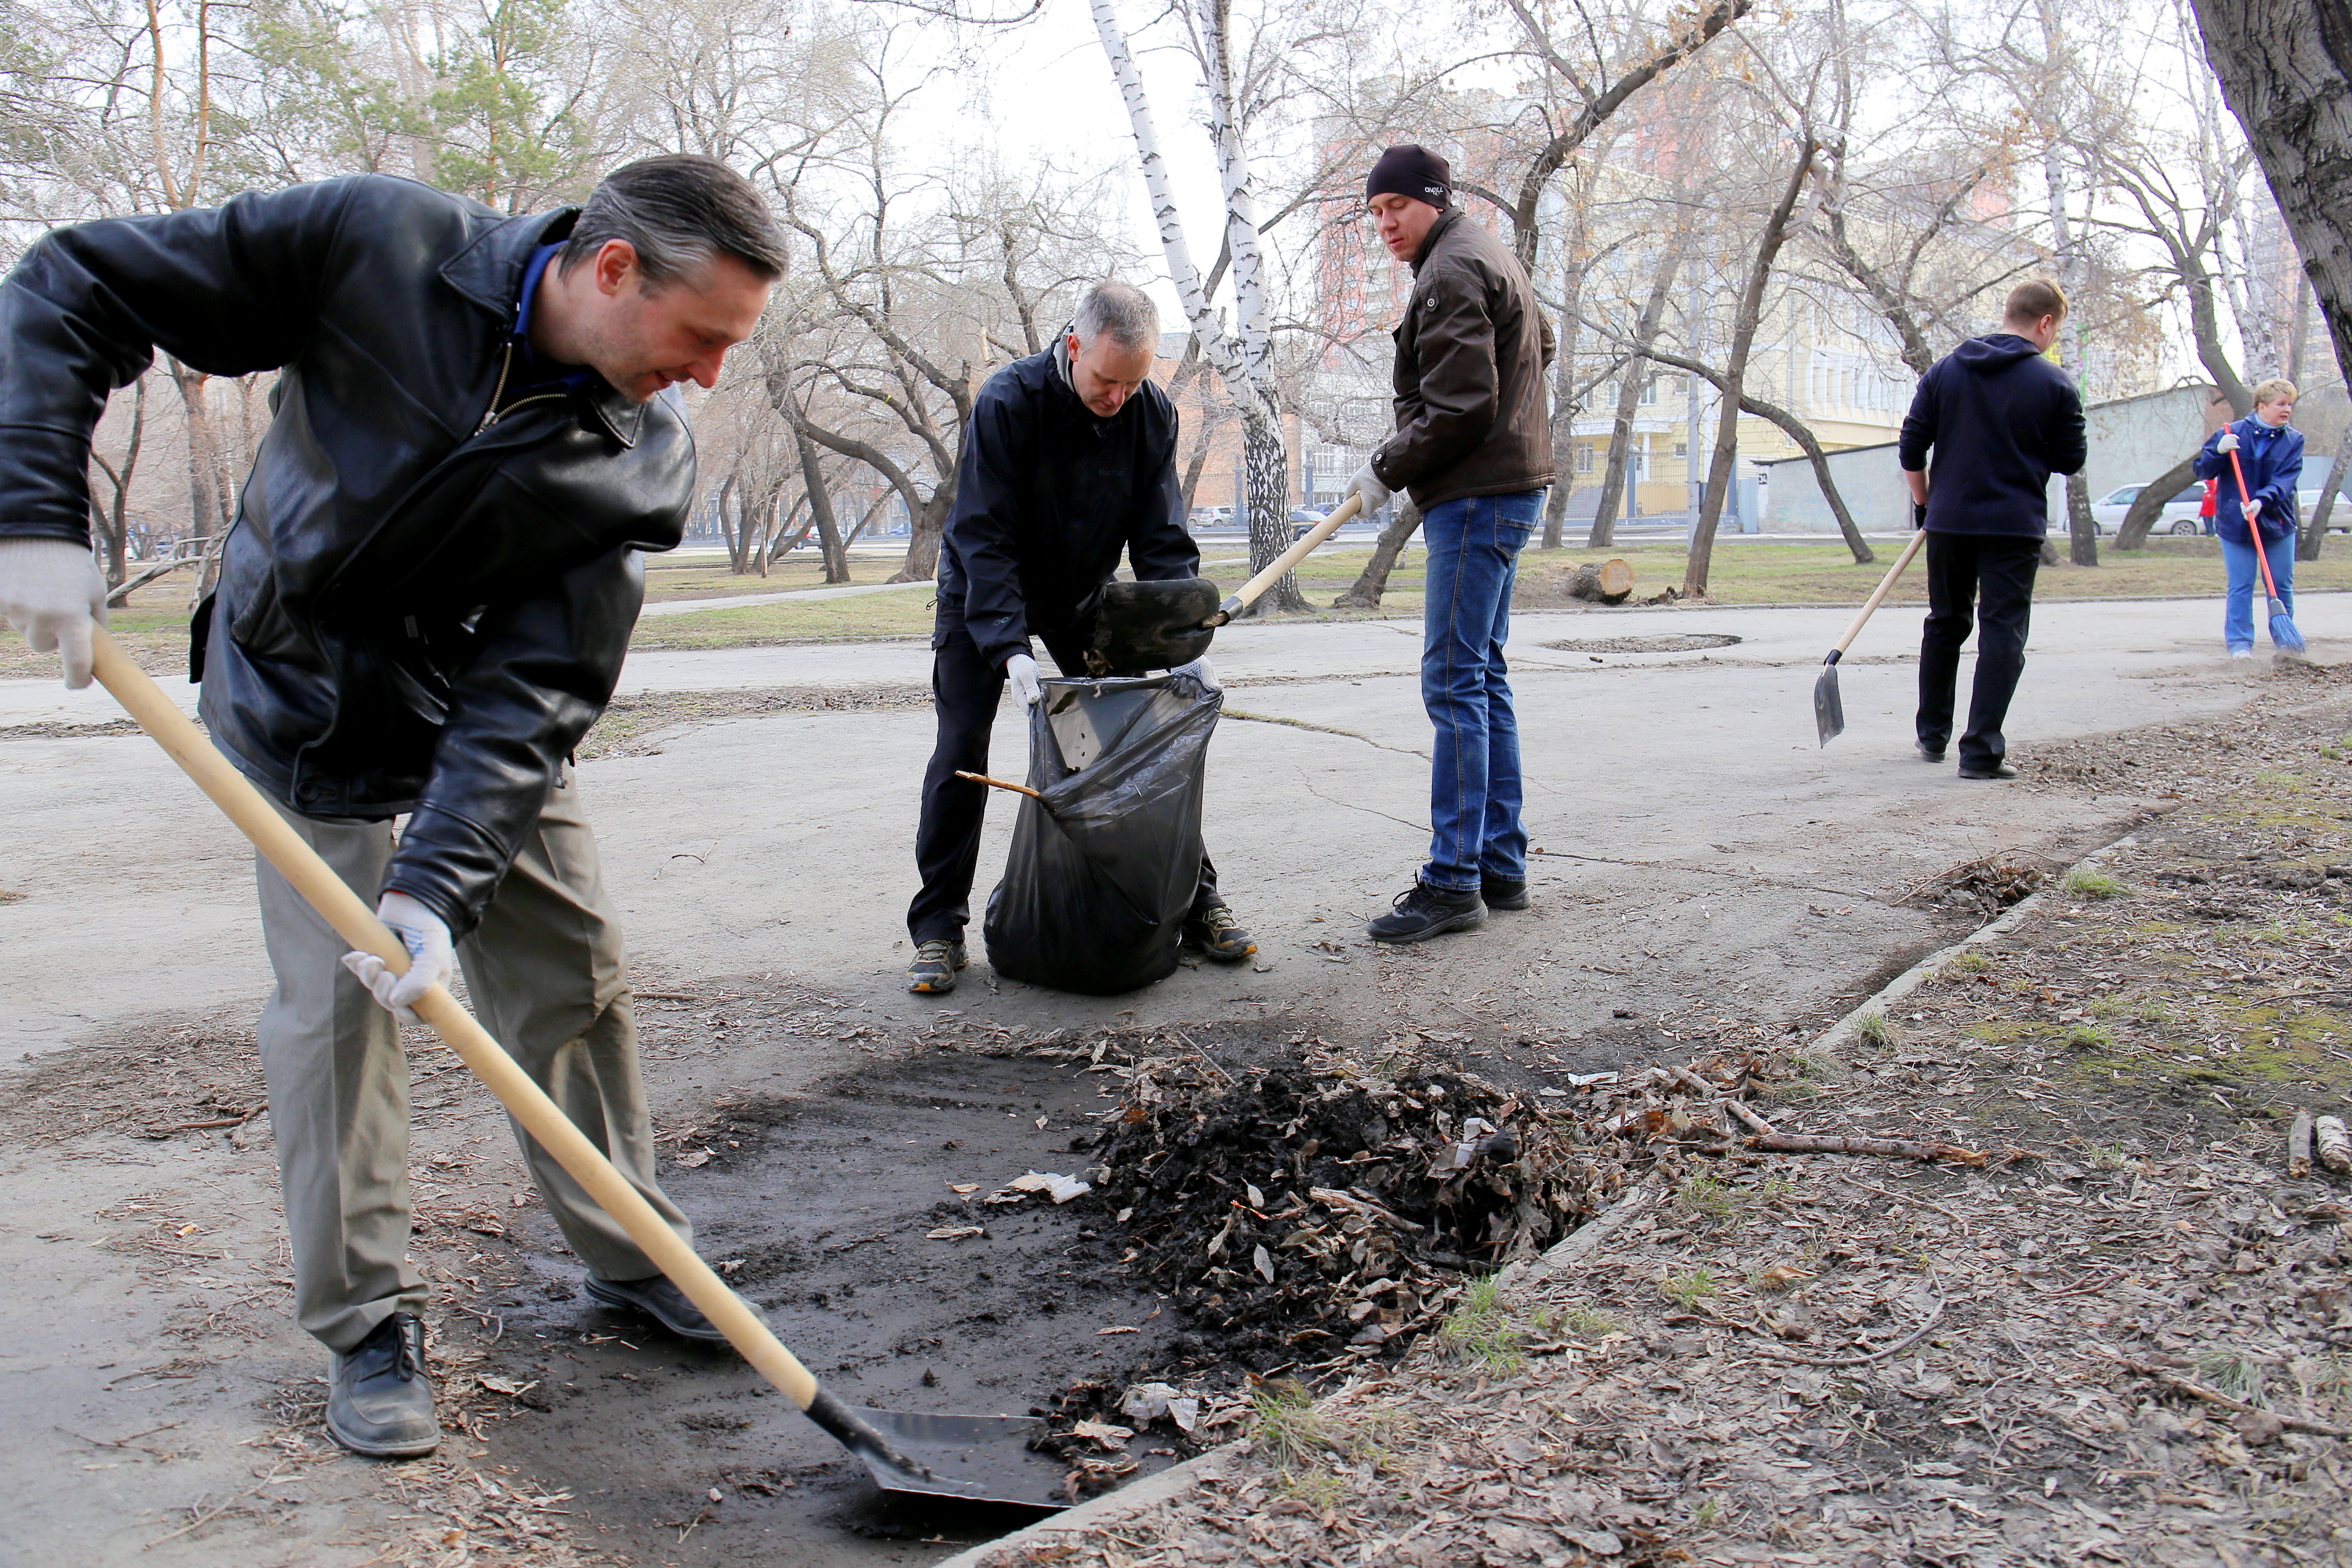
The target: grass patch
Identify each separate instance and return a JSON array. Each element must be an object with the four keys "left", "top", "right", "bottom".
[
  {"left": 1942, "top": 951, "right": 1991, "bottom": 978},
  {"left": 1853, "top": 1013, "right": 1898, "bottom": 1049},
  {"left": 2062, "top": 867, "right": 2128, "bottom": 900},
  {"left": 1660, "top": 1265, "right": 1721, "bottom": 1311},
  {"left": 1438, "top": 1276, "right": 1527, "bottom": 1378},
  {"left": 2194, "top": 1348, "right": 2265, "bottom": 1402},
  {"left": 2064, "top": 1021, "right": 2117, "bottom": 1051},
  {"left": 1249, "top": 1380, "right": 1330, "bottom": 1469},
  {"left": 1547, "top": 1306, "right": 1619, "bottom": 1338}
]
